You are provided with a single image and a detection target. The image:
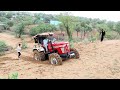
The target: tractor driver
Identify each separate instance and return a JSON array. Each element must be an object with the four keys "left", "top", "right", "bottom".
[{"left": 43, "top": 35, "right": 49, "bottom": 52}]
